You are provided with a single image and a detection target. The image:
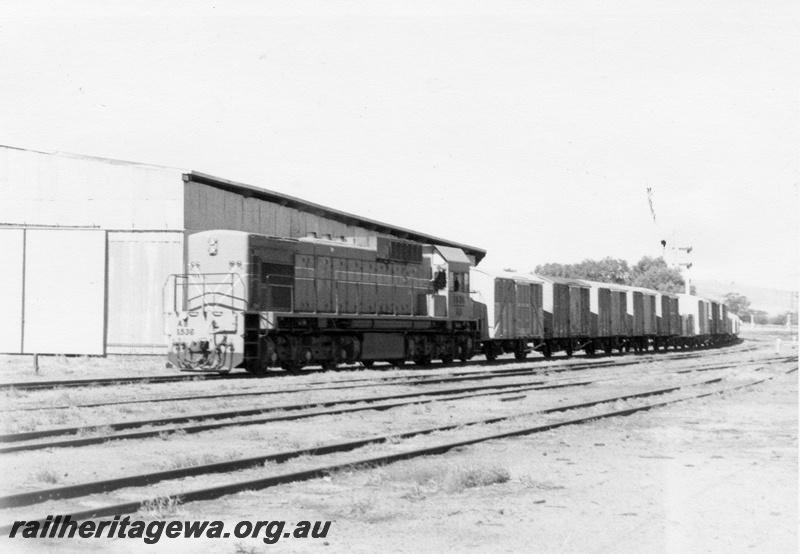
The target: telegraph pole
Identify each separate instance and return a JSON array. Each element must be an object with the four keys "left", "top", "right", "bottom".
[
  {"left": 677, "top": 246, "right": 693, "bottom": 295},
  {"left": 665, "top": 230, "right": 693, "bottom": 295}
]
